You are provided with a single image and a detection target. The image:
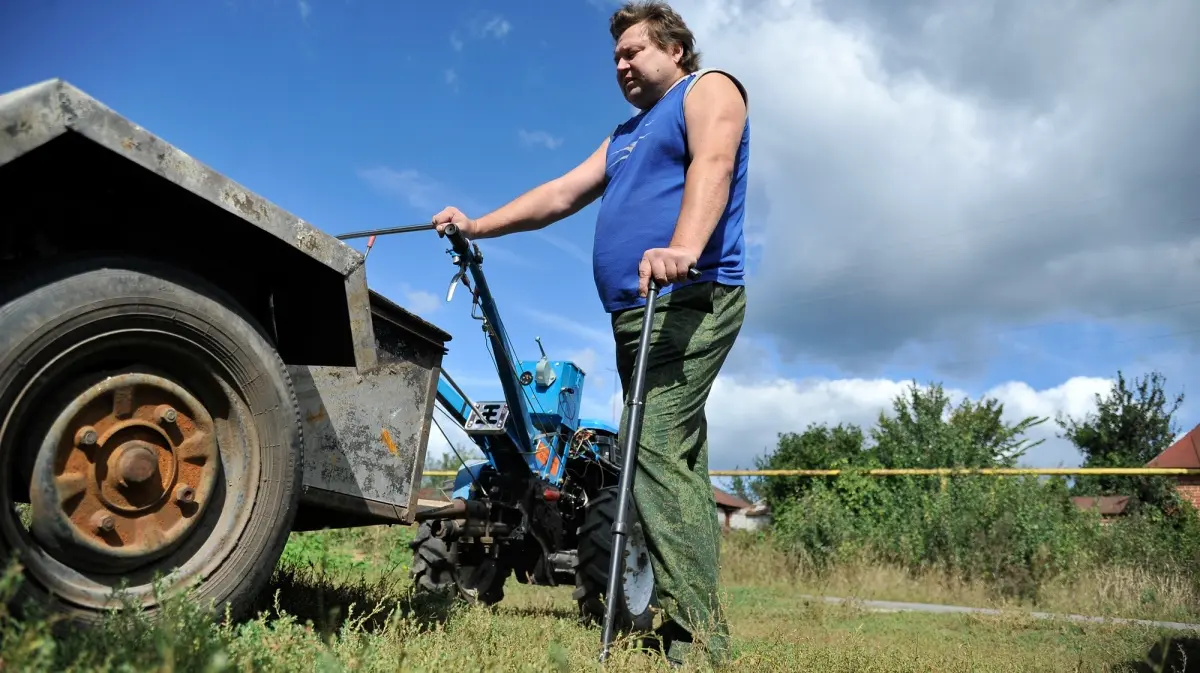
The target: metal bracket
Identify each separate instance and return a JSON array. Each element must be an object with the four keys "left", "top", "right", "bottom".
[{"left": 464, "top": 401, "right": 510, "bottom": 435}]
